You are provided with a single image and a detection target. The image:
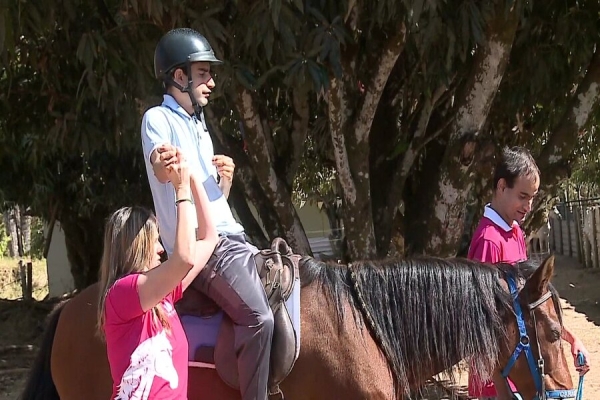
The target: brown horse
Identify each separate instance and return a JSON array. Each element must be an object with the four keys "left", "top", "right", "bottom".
[{"left": 20, "top": 254, "right": 574, "bottom": 400}]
